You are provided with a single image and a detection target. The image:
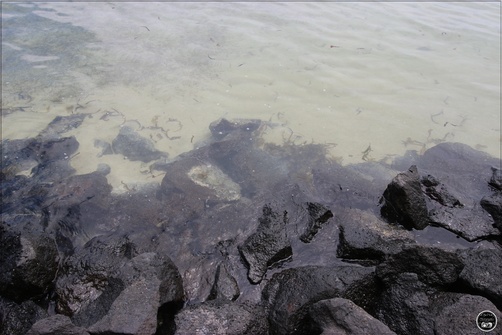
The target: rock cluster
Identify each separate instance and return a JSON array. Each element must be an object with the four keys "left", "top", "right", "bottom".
[{"left": 1, "top": 116, "right": 501, "bottom": 334}]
